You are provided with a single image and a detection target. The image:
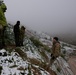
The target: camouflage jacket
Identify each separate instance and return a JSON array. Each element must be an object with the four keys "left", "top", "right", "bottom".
[
  {"left": 0, "top": 3, "right": 7, "bottom": 27},
  {"left": 20, "top": 28, "right": 25, "bottom": 40},
  {"left": 51, "top": 42, "right": 61, "bottom": 57}
]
